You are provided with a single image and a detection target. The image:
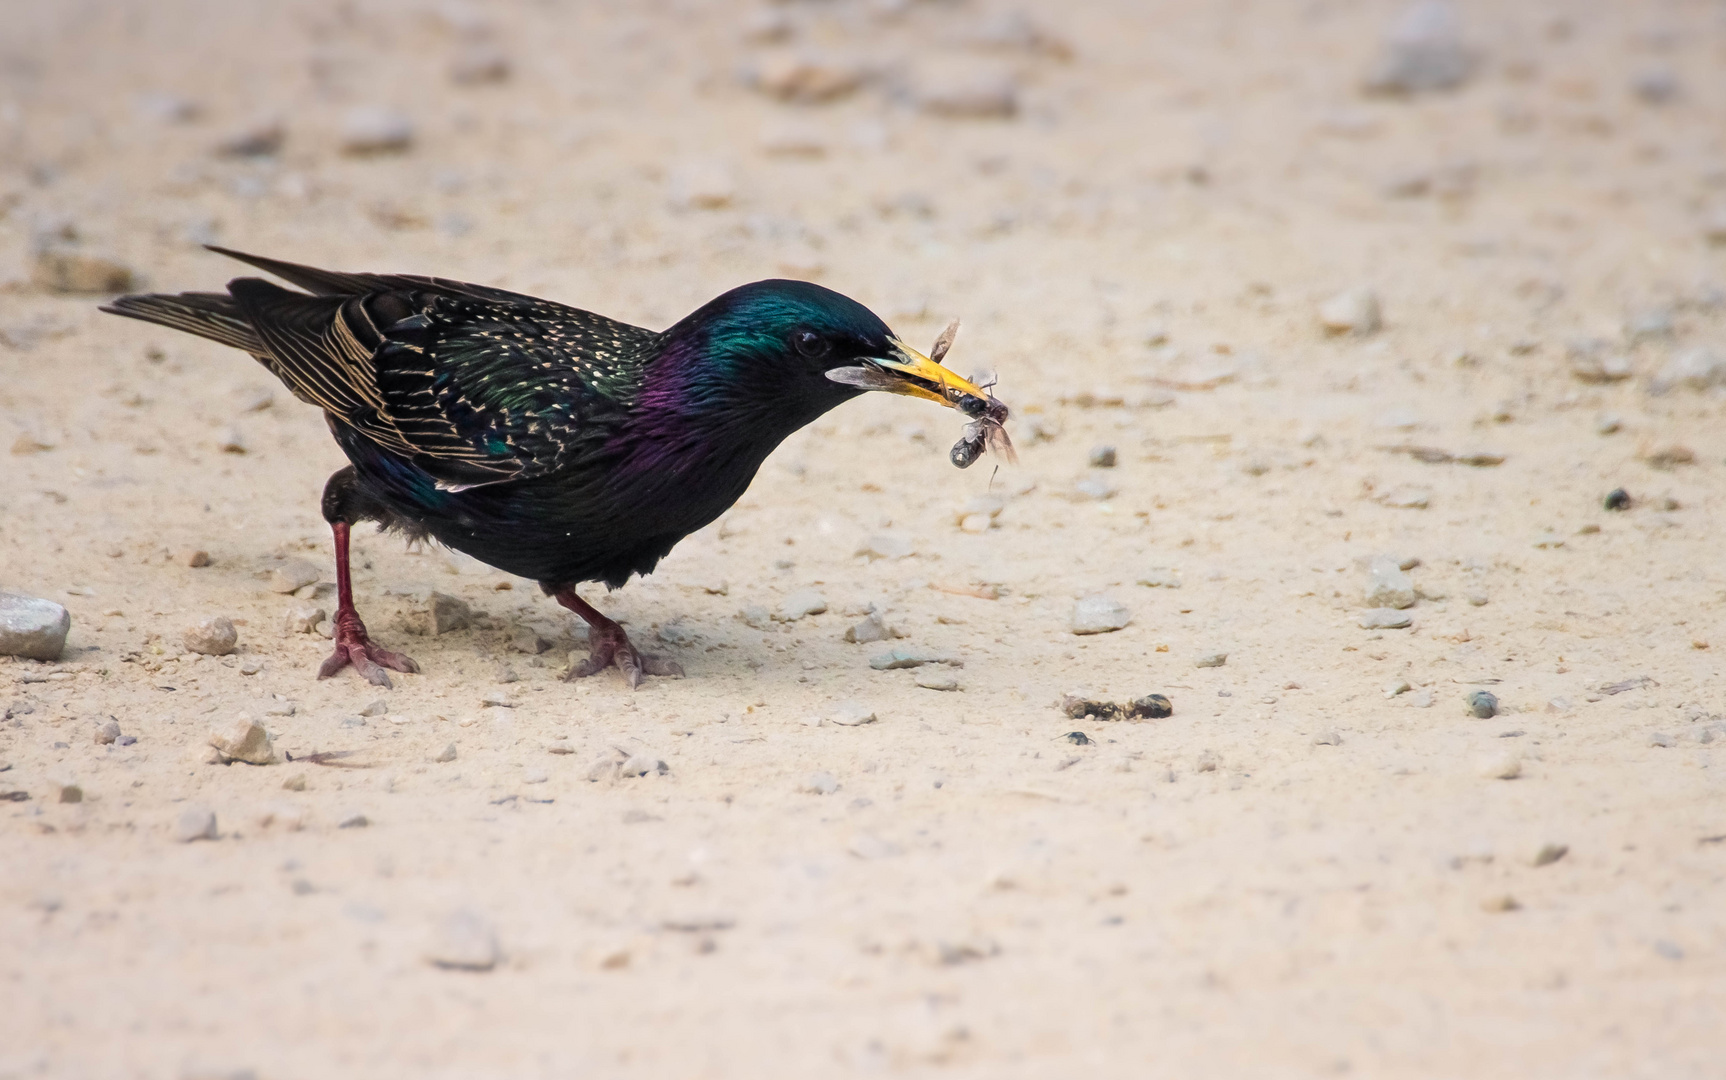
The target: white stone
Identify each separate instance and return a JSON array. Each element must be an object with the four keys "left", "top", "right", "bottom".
[
  {"left": 183, "top": 616, "right": 237, "bottom": 656},
  {"left": 1319, "top": 288, "right": 1382, "bottom": 334},
  {"left": 174, "top": 805, "right": 217, "bottom": 842},
  {"left": 827, "top": 702, "right": 877, "bottom": 726},
  {"left": 856, "top": 533, "right": 915, "bottom": 560},
  {"left": 208, "top": 716, "right": 278, "bottom": 765},
  {"left": 1071, "top": 595, "right": 1130, "bottom": 635},
  {"left": 774, "top": 589, "right": 828, "bottom": 622},
  {"left": 268, "top": 559, "right": 321, "bottom": 594},
  {"left": 0, "top": 593, "right": 70, "bottom": 661},
  {"left": 426, "top": 910, "right": 500, "bottom": 971},
  {"left": 284, "top": 605, "right": 325, "bottom": 634},
  {"left": 341, "top": 106, "right": 414, "bottom": 154},
  {"left": 1648, "top": 348, "right": 1726, "bottom": 395},
  {"left": 799, "top": 771, "right": 840, "bottom": 795},
  {"left": 1360, "top": 608, "right": 1413, "bottom": 630}
]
